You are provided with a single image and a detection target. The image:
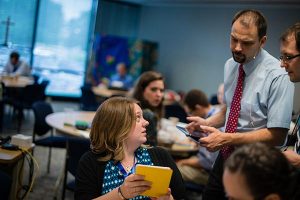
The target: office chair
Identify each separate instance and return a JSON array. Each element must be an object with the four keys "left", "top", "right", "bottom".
[
  {"left": 0, "top": 170, "right": 11, "bottom": 200},
  {"left": 0, "top": 90, "right": 4, "bottom": 131},
  {"left": 143, "top": 109, "right": 158, "bottom": 146},
  {"left": 32, "top": 101, "right": 67, "bottom": 173},
  {"left": 80, "top": 85, "right": 100, "bottom": 111},
  {"left": 14, "top": 82, "right": 48, "bottom": 132},
  {"left": 0, "top": 82, "right": 15, "bottom": 131},
  {"left": 164, "top": 103, "right": 188, "bottom": 123},
  {"left": 62, "top": 137, "right": 90, "bottom": 199},
  {"left": 209, "top": 94, "right": 218, "bottom": 105},
  {"left": 184, "top": 181, "right": 206, "bottom": 200}
]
